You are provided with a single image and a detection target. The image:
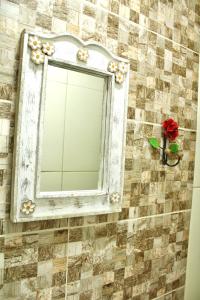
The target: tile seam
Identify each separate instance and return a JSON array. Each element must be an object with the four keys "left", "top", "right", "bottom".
[
  {"left": 0, "top": 99, "right": 13, "bottom": 103},
  {"left": 83, "top": 0, "right": 200, "bottom": 55},
  {"left": 0, "top": 209, "right": 191, "bottom": 237},
  {"left": 65, "top": 218, "right": 69, "bottom": 294},
  {"left": 127, "top": 119, "right": 197, "bottom": 132},
  {"left": 152, "top": 285, "right": 185, "bottom": 300}
]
